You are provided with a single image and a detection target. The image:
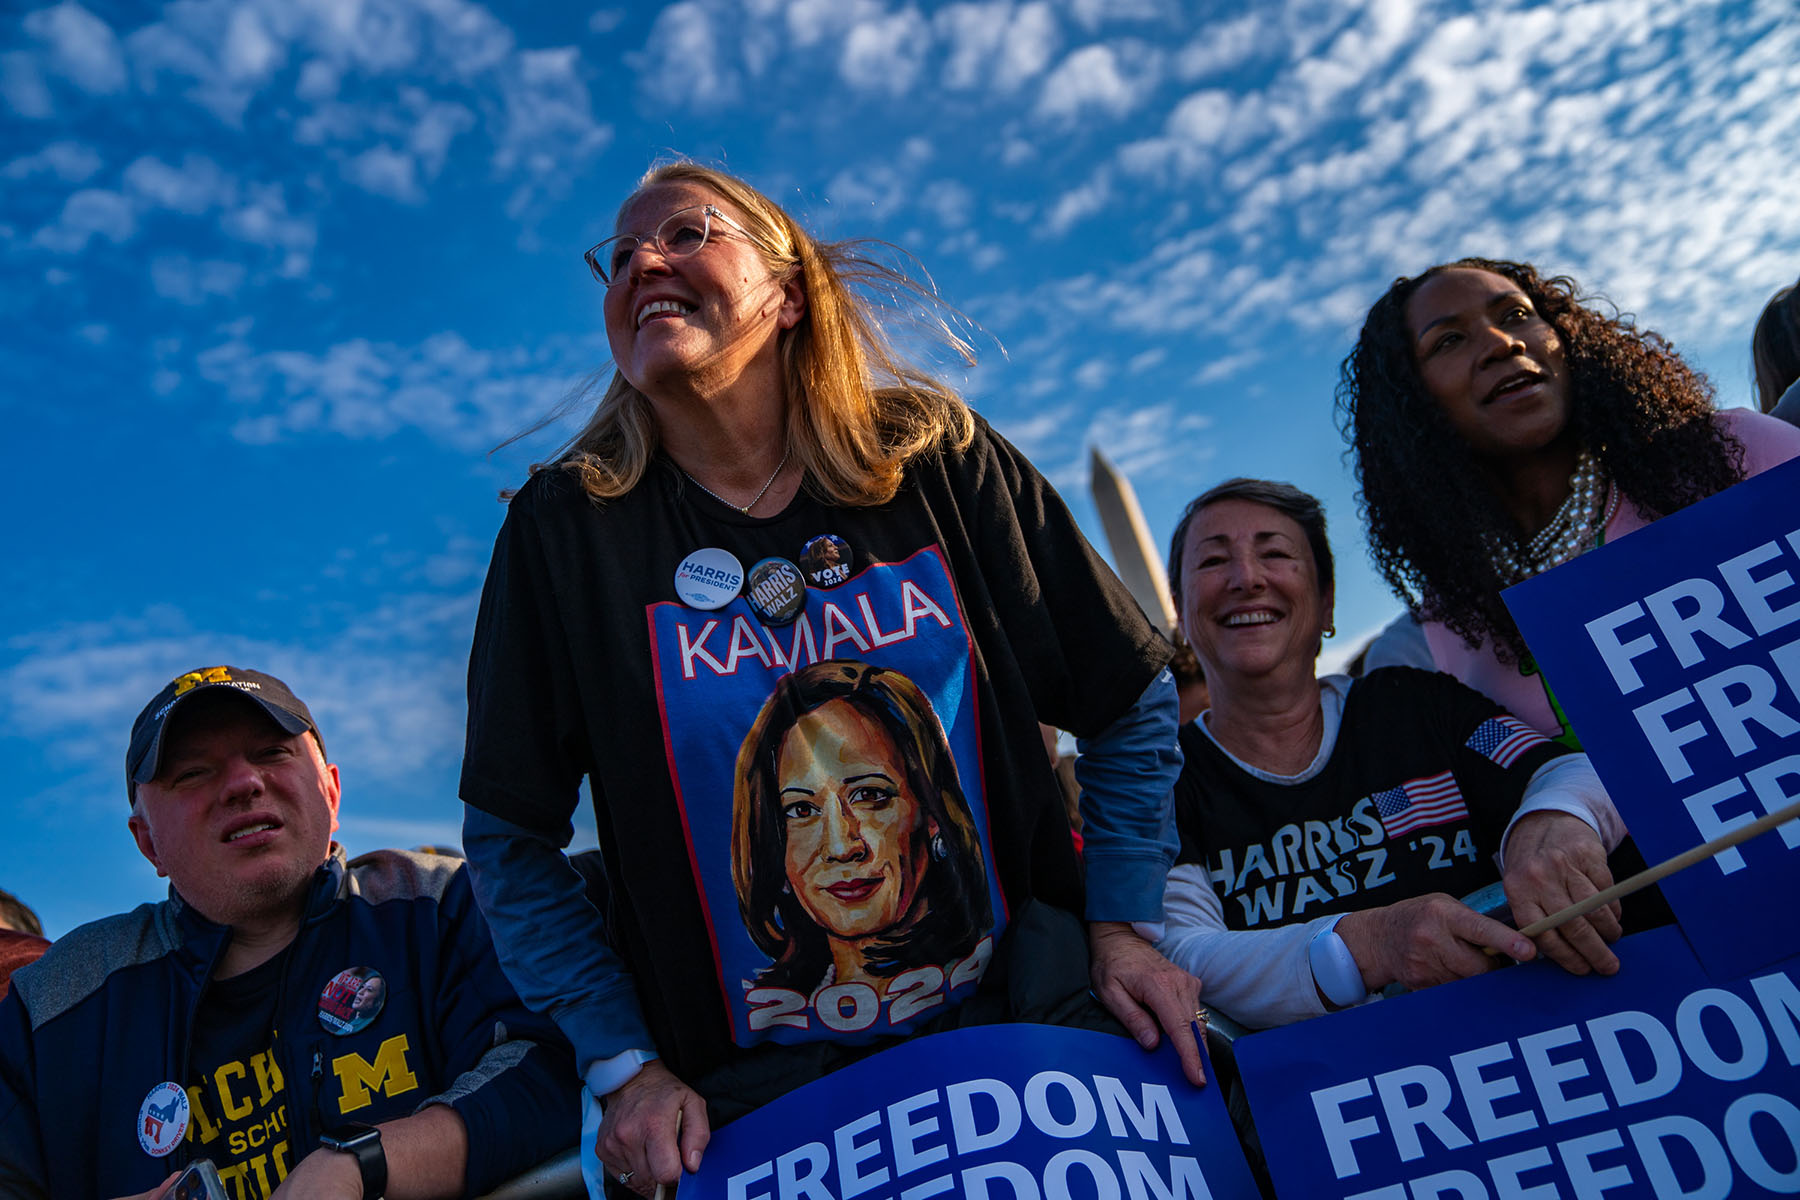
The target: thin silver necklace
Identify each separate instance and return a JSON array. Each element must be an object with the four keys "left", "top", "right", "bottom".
[{"left": 680, "top": 446, "right": 791, "bottom": 516}]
